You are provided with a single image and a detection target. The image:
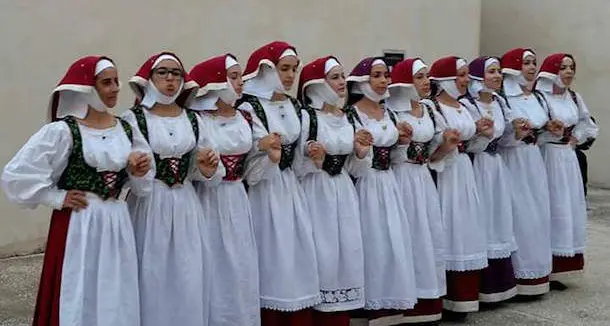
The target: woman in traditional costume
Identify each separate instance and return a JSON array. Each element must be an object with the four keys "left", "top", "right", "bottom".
[
  {"left": 426, "top": 56, "right": 488, "bottom": 320},
  {"left": 460, "top": 56, "right": 519, "bottom": 304},
  {"left": 499, "top": 48, "right": 552, "bottom": 296},
  {"left": 236, "top": 41, "right": 320, "bottom": 326},
  {"left": 122, "top": 52, "right": 224, "bottom": 326},
  {"left": 344, "top": 56, "right": 418, "bottom": 325},
  {"left": 387, "top": 58, "right": 447, "bottom": 324},
  {"left": 189, "top": 53, "right": 260, "bottom": 326},
  {"left": 296, "top": 56, "right": 370, "bottom": 326},
  {"left": 535, "top": 53, "right": 598, "bottom": 288},
  {"left": 2, "top": 56, "right": 153, "bottom": 326}
]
